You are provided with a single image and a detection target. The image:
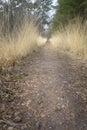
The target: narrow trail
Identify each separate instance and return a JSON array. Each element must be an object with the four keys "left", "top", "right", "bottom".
[{"left": 0, "top": 44, "right": 87, "bottom": 130}]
